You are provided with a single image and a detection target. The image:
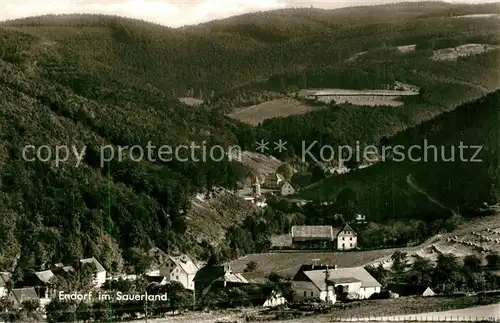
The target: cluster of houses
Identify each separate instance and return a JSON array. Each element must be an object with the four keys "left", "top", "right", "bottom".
[
  {"left": 0, "top": 250, "right": 436, "bottom": 313},
  {"left": 0, "top": 257, "right": 106, "bottom": 309},
  {"left": 241, "top": 173, "right": 297, "bottom": 207}
]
